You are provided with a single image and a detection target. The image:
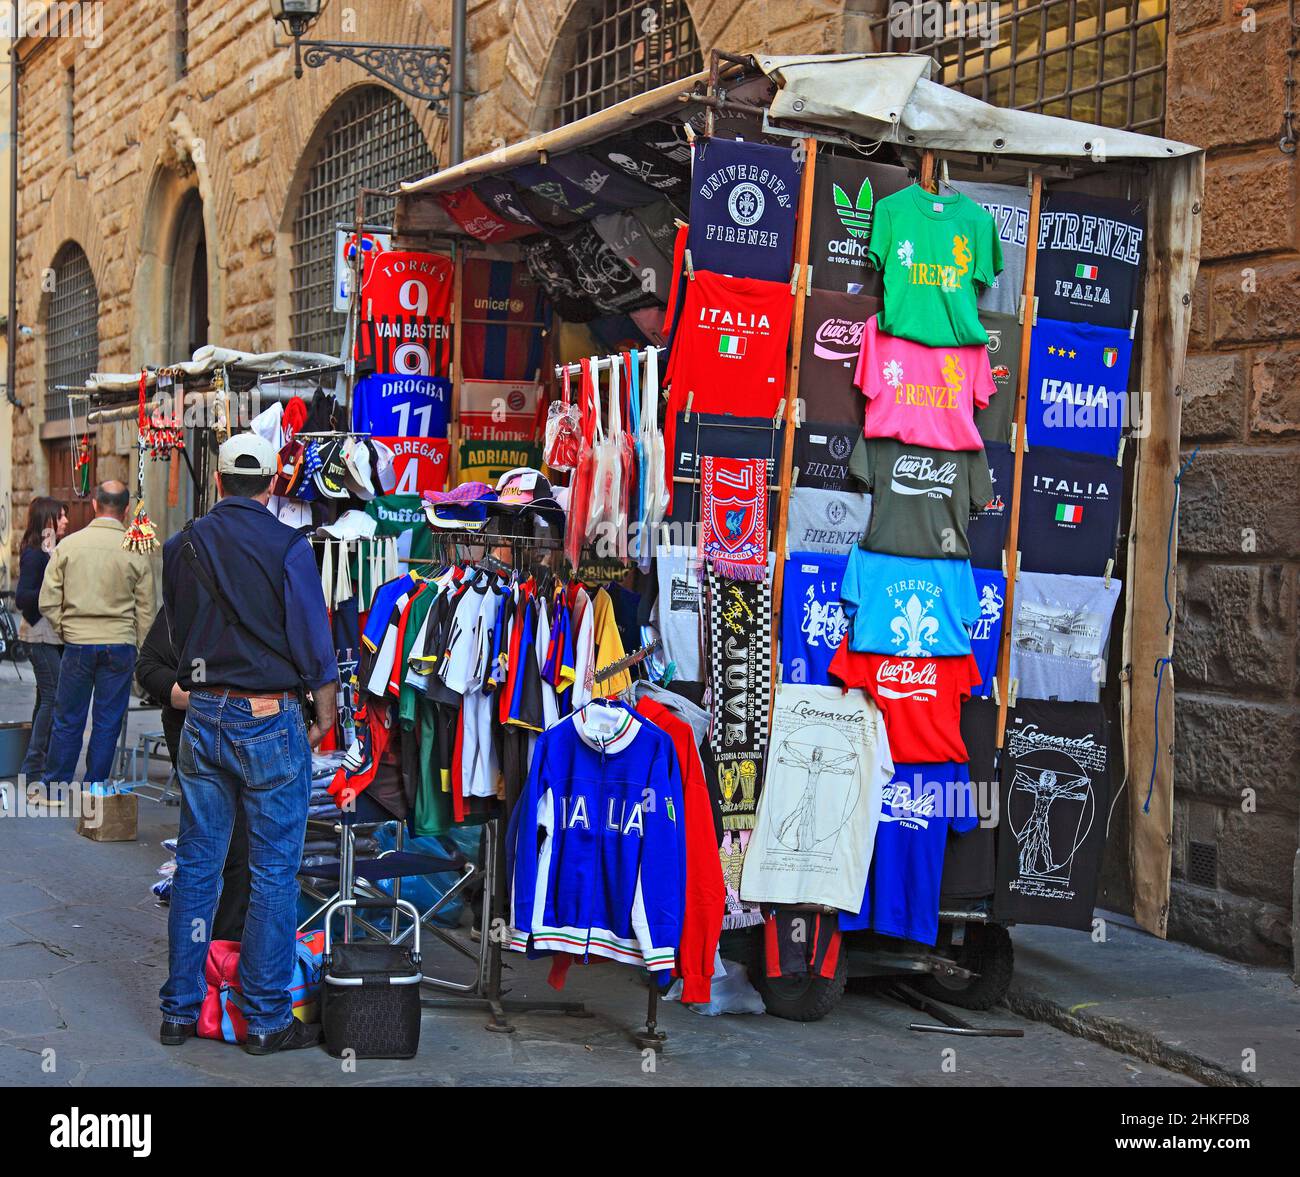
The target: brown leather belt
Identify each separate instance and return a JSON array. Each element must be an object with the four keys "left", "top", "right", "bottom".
[{"left": 198, "top": 687, "right": 295, "bottom": 701}]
